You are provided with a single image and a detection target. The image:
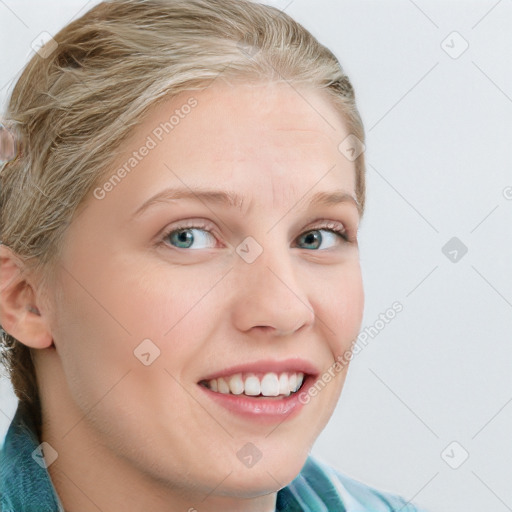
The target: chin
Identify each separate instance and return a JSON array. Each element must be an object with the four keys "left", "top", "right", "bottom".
[{"left": 219, "top": 447, "right": 309, "bottom": 497}]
